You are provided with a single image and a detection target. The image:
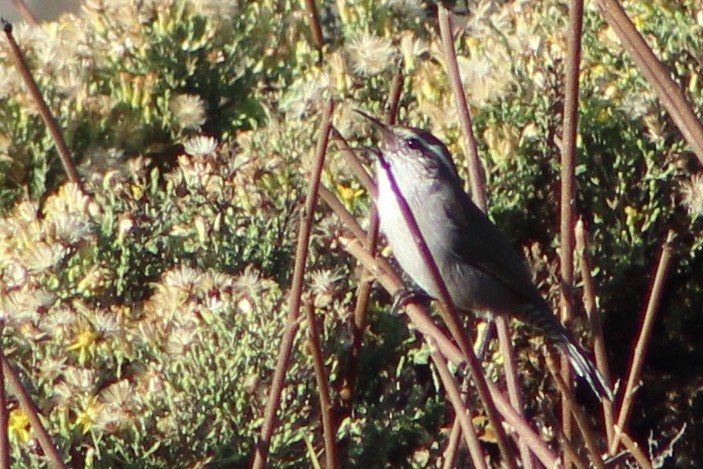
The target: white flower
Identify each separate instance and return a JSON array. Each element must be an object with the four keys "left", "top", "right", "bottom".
[
  {"left": 183, "top": 135, "right": 218, "bottom": 157},
  {"left": 348, "top": 33, "right": 398, "bottom": 76},
  {"left": 280, "top": 74, "right": 330, "bottom": 119},
  {"left": 681, "top": 173, "right": 703, "bottom": 218},
  {"left": 170, "top": 94, "right": 207, "bottom": 130},
  {"left": 50, "top": 212, "right": 94, "bottom": 245},
  {"left": 21, "top": 241, "right": 67, "bottom": 273}
]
